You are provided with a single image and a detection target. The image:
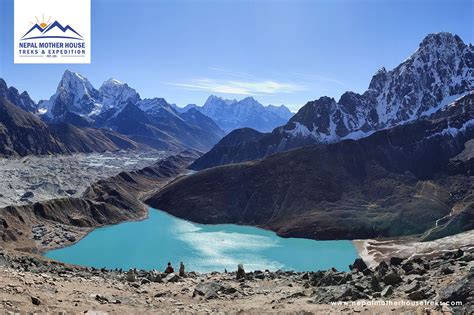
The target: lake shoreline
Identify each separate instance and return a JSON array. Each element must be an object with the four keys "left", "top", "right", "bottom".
[{"left": 45, "top": 208, "right": 359, "bottom": 273}]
